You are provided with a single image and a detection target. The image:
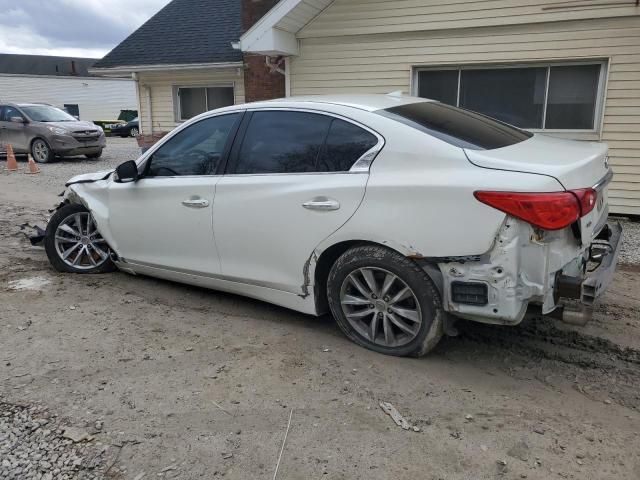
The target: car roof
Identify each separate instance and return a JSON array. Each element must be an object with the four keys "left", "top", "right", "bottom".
[
  {"left": 3, "top": 102, "right": 52, "bottom": 107},
  {"left": 243, "top": 93, "right": 434, "bottom": 112}
]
